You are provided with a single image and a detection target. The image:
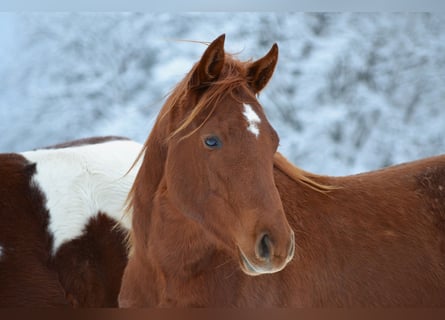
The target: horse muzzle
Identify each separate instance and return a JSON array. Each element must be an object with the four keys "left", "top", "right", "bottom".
[{"left": 238, "top": 230, "right": 295, "bottom": 276}]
